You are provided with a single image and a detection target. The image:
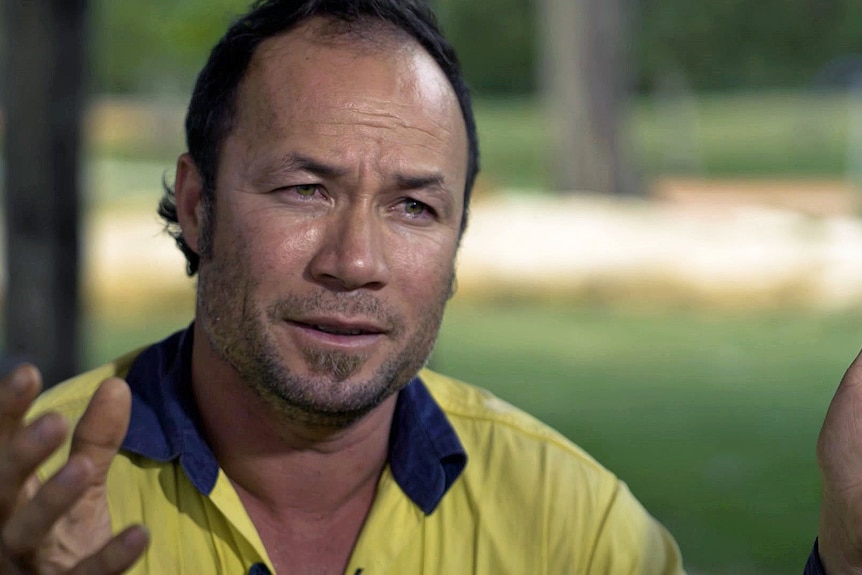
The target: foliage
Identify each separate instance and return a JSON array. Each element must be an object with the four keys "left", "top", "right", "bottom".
[
  {"left": 88, "top": 0, "right": 862, "bottom": 97},
  {"left": 635, "top": 0, "right": 862, "bottom": 91},
  {"left": 90, "top": 0, "right": 248, "bottom": 93},
  {"left": 435, "top": 0, "right": 537, "bottom": 96},
  {"left": 88, "top": 0, "right": 538, "bottom": 95}
]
